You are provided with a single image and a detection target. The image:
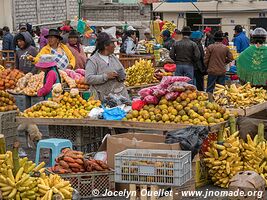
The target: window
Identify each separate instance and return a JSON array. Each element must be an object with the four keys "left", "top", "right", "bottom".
[{"left": 204, "top": 18, "right": 221, "bottom": 33}]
